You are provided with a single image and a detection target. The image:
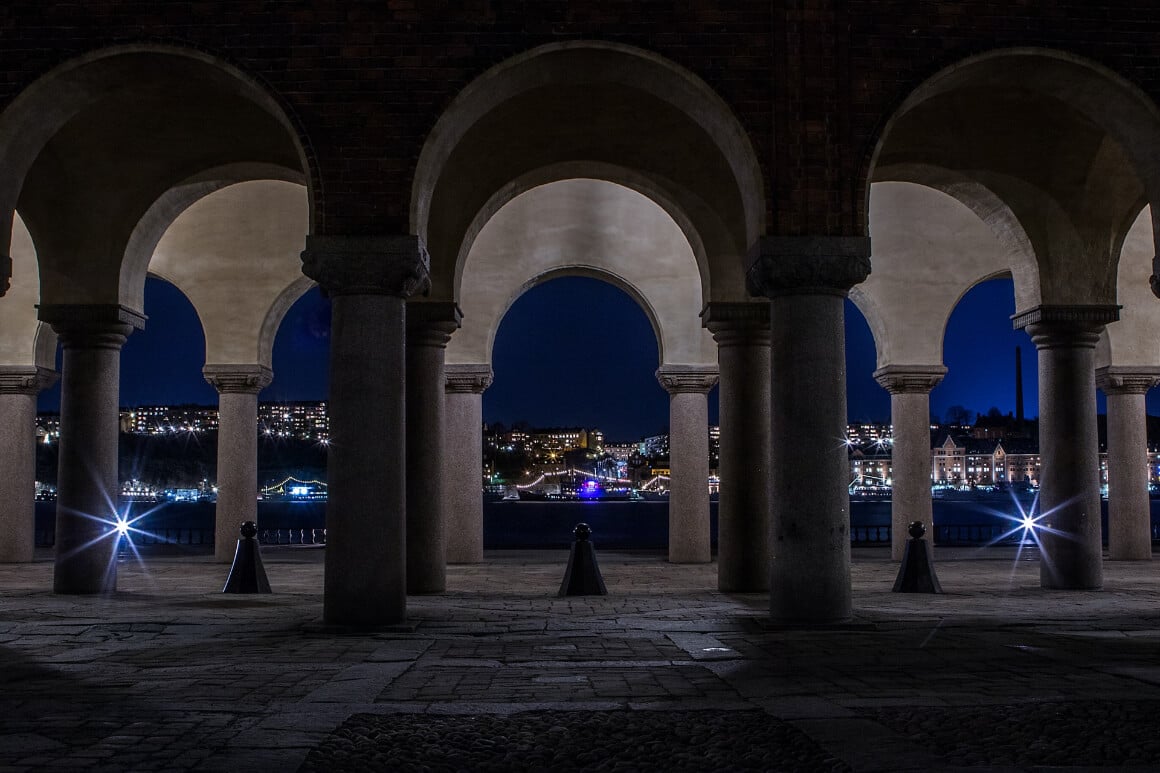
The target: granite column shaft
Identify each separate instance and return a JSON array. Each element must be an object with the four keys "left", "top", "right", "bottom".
[
  {"left": 41, "top": 305, "right": 142, "bottom": 594},
  {"left": 657, "top": 367, "right": 718, "bottom": 563},
  {"left": 1096, "top": 367, "right": 1159, "bottom": 560},
  {"left": 405, "top": 303, "right": 460, "bottom": 593},
  {"left": 1017, "top": 306, "right": 1117, "bottom": 590},
  {"left": 303, "top": 235, "right": 430, "bottom": 626},
  {"left": 444, "top": 365, "right": 492, "bottom": 564},
  {"left": 204, "top": 365, "right": 272, "bottom": 562},
  {"left": 705, "top": 303, "right": 771, "bottom": 591},
  {"left": 747, "top": 237, "right": 870, "bottom": 624},
  {"left": 0, "top": 367, "right": 58, "bottom": 562},
  {"left": 874, "top": 366, "right": 945, "bottom": 561}
]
